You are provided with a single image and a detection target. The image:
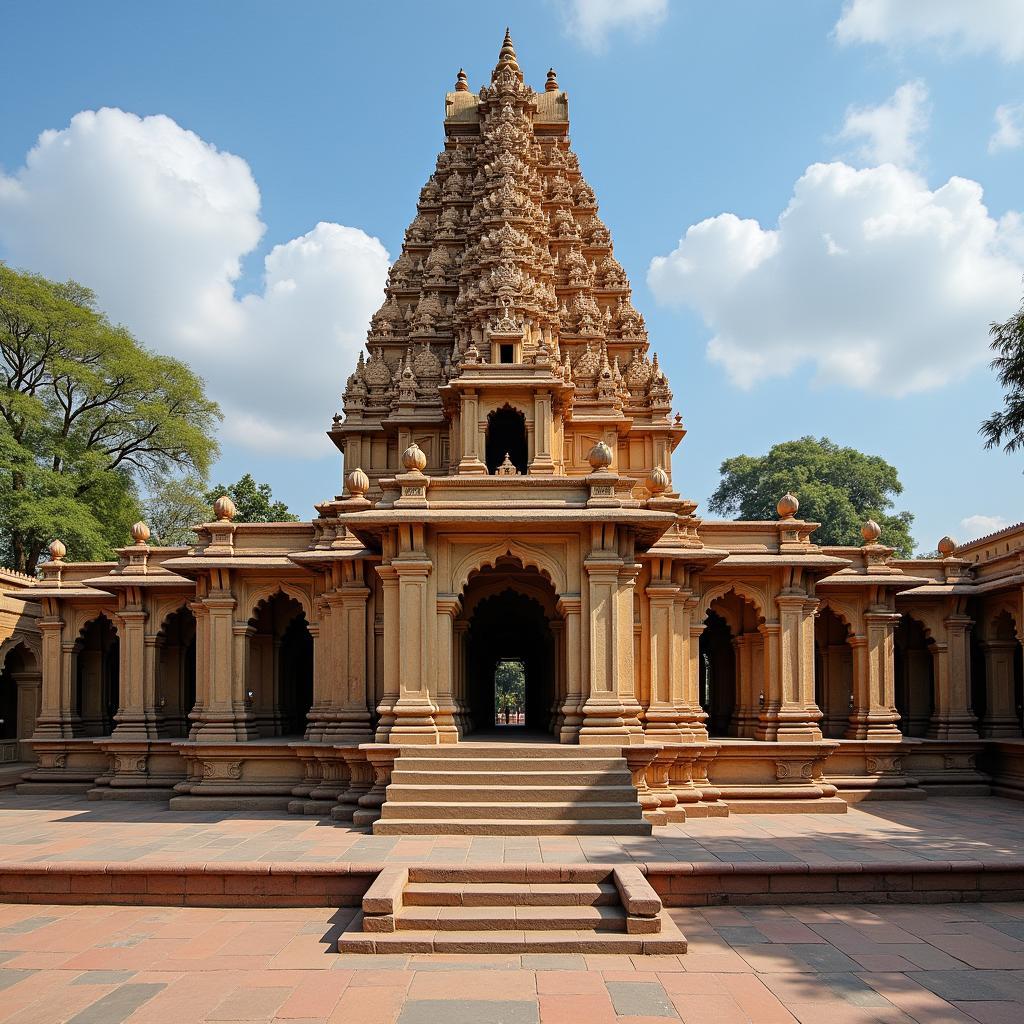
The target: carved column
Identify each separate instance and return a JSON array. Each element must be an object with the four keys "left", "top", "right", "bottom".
[
  {"left": 457, "top": 388, "right": 487, "bottom": 474},
  {"left": 453, "top": 618, "right": 470, "bottom": 734},
  {"left": 548, "top": 619, "right": 565, "bottom": 735},
  {"left": 684, "top": 610, "right": 710, "bottom": 740},
  {"left": 756, "top": 595, "right": 822, "bottom": 741},
  {"left": 980, "top": 640, "right": 1022, "bottom": 737},
  {"left": 928, "top": 615, "right": 979, "bottom": 739},
  {"left": 643, "top": 577, "right": 685, "bottom": 741},
  {"left": 112, "top": 606, "right": 160, "bottom": 739},
  {"left": 557, "top": 596, "right": 583, "bottom": 743},
  {"left": 529, "top": 389, "right": 555, "bottom": 475},
  {"left": 374, "top": 562, "right": 399, "bottom": 740},
  {"left": 33, "top": 615, "right": 77, "bottom": 739},
  {"left": 847, "top": 612, "right": 901, "bottom": 739},
  {"left": 433, "top": 597, "right": 461, "bottom": 744}
]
